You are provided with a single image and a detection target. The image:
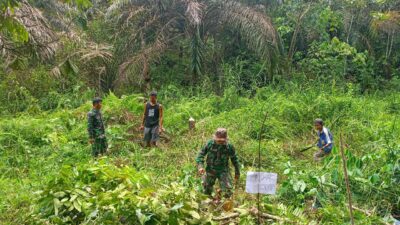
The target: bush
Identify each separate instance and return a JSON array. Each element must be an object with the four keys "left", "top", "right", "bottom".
[{"left": 299, "top": 37, "right": 375, "bottom": 92}]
